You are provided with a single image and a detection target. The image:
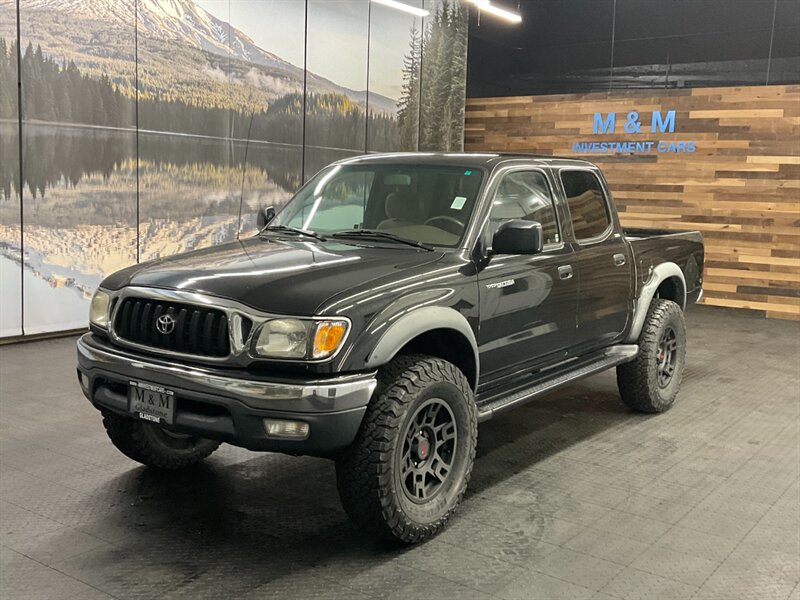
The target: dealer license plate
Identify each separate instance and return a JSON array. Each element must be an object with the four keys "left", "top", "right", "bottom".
[{"left": 128, "top": 381, "right": 175, "bottom": 425}]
